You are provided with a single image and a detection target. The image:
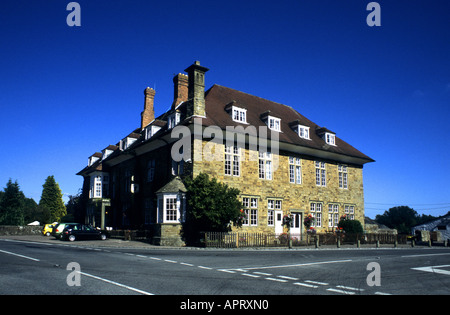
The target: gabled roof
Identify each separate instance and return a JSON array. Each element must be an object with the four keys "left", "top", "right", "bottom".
[{"left": 156, "top": 176, "right": 187, "bottom": 194}]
